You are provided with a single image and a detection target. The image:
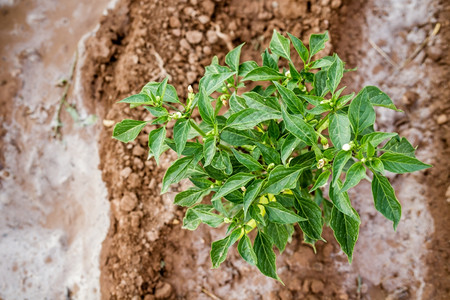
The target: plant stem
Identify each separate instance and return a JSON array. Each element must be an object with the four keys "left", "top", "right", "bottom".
[{"left": 190, "top": 120, "right": 206, "bottom": 137}]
